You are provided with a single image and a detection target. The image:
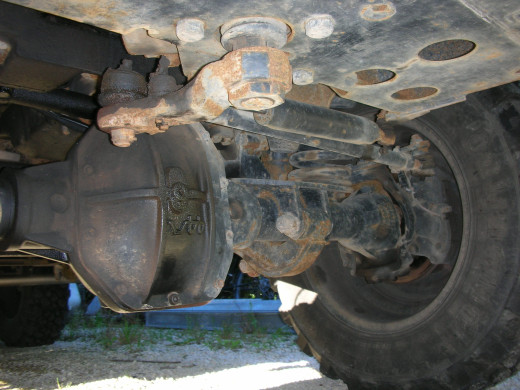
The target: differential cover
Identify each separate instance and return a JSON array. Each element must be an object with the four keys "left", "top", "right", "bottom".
[
  {"left": 0, "top": 124, "right": 232, "bottom": 312},
  {"left": 71, "top": 124, "right": 233, "bottom": 311}
]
